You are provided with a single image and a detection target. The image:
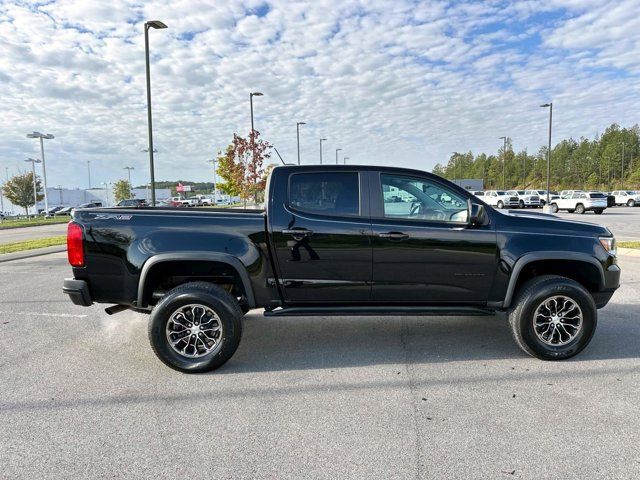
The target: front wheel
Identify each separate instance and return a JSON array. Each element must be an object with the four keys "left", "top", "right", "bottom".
[
  {"left": 148, "top": 282, "right": 243, "bottom": 373},
  {"left": 508, "top": 275, "right": 597, "bottom": 360},
  {"left": 519, "top": 200, "right": 525, "bottom": 208},
  {"left": 628, "top": 199, "right": 636, "bottom": 207},
  {"left": 497, "top": 200, "right": 504, "bottom": 209}
]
